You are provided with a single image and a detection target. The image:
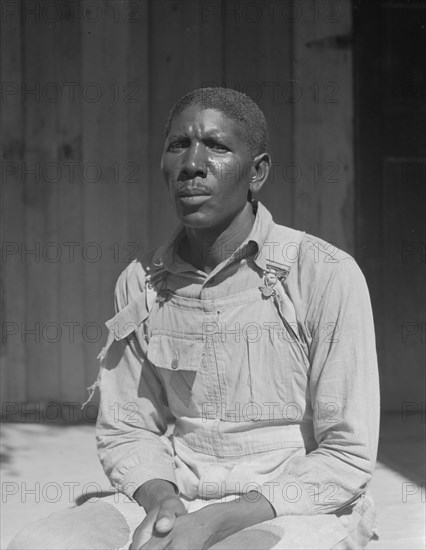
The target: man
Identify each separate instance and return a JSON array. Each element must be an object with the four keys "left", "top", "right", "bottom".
[{"left": 8, "top": 87, "right": 380, "bottom": 550}]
